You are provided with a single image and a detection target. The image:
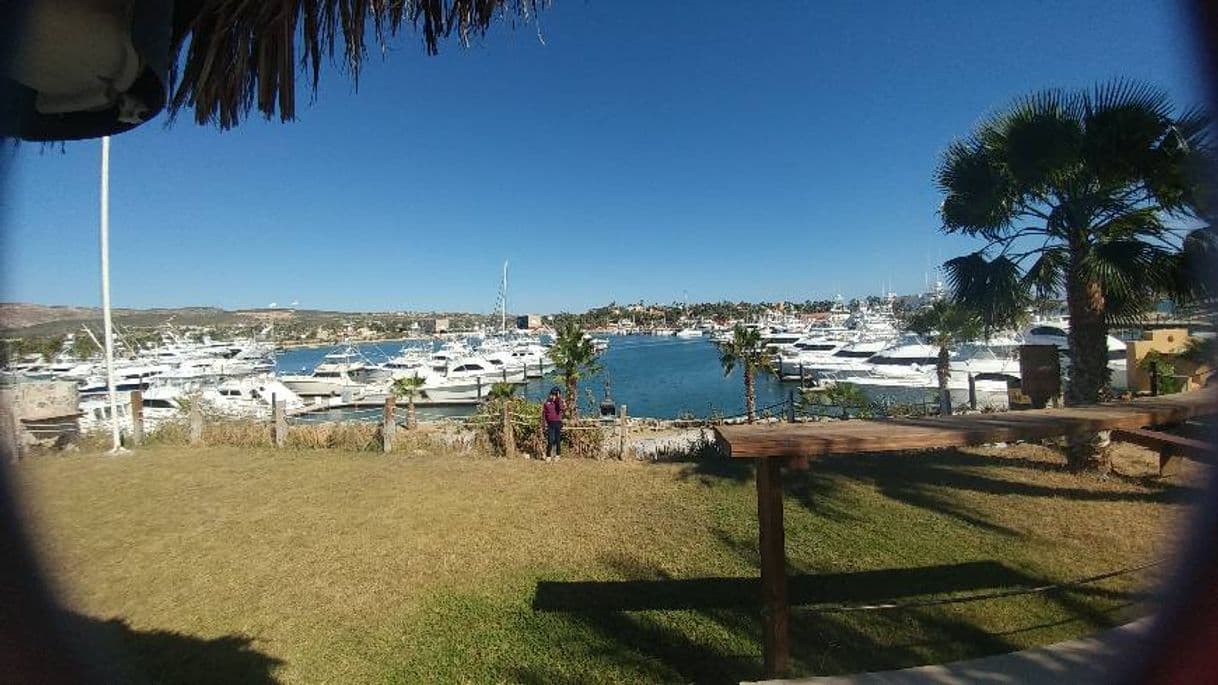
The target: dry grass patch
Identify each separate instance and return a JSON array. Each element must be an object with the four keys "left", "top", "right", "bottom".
[{"left": 7, "top": 442, "right": 1207, "bottom": 683}]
